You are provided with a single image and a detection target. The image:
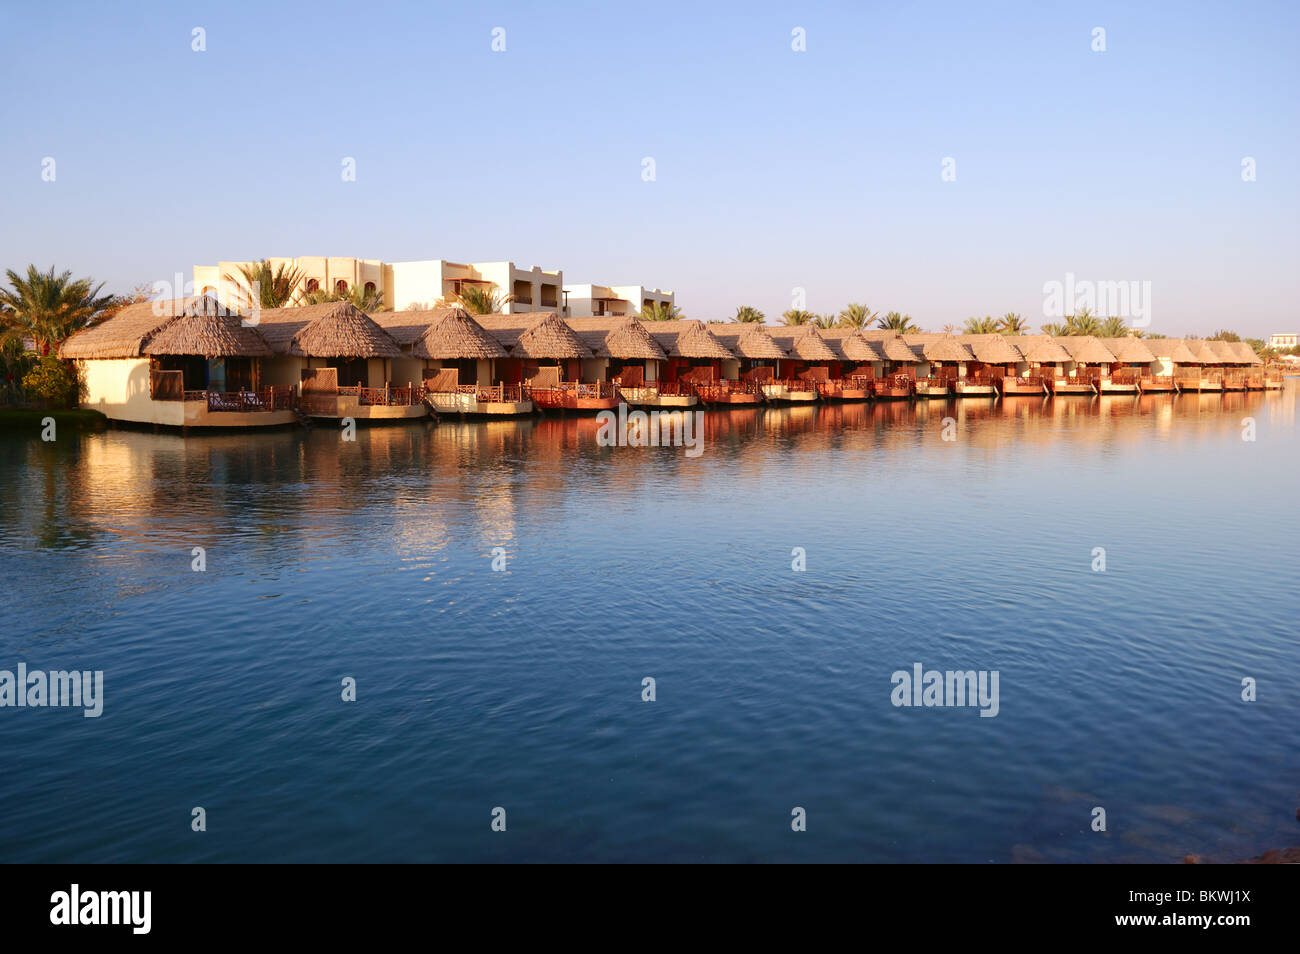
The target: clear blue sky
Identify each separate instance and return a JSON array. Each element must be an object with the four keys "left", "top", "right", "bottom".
[{"left": 1, "top": 0, "right": 1296, "bottom": 336}]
